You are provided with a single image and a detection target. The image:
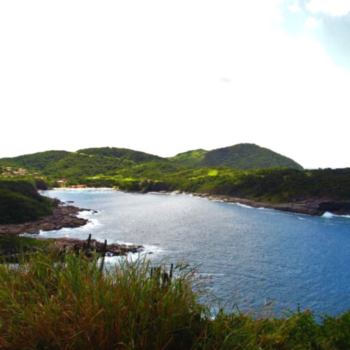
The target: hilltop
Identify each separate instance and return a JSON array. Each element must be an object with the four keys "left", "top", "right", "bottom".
[{"left": 169, "top": 144, "right": 303, "bottom": 170}]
